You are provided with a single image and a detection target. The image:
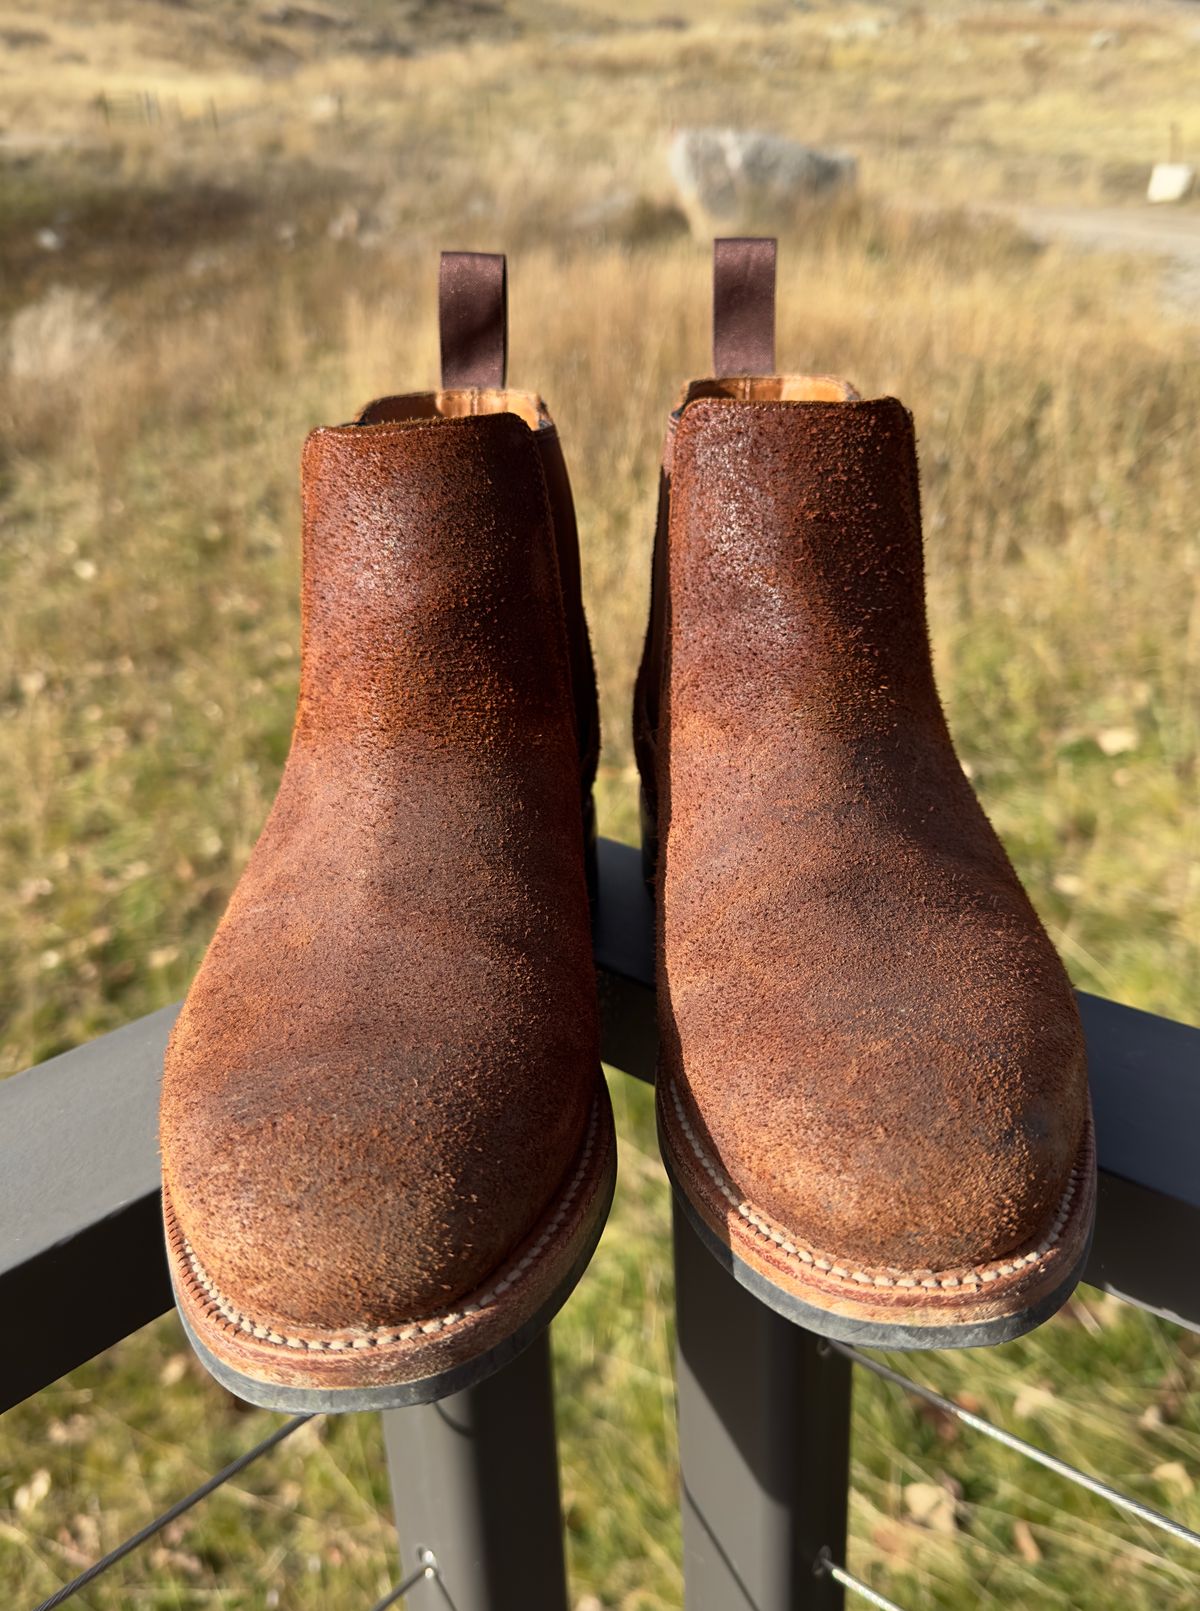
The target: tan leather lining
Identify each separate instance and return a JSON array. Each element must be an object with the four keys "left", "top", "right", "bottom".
[
  {"left": 677, "top": 374, "right": 861, "bottom": 412},
  {"left": 354, "top": 389, "right": 549, "bottom": 431}
]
